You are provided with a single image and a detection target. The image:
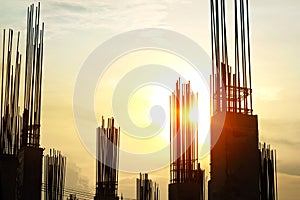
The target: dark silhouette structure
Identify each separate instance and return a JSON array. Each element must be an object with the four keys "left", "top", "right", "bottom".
[
  {"left": 0, "top": 29, "right": 22, "bottom": 155},
  {"left": 0, "top": 28, "right": 22, "bottom": 200},
  {"left": 0, "top": 3, "right": 45, "bottom": 200},
  {"left": 259, "top": 143, "right": 278, "bottom": 200},
  {"left": 169, "top": 79, "right": 205, "bottom": 200},
  {"left": 0, "top": 154, "right": 18, "bottom": 199},
  {"left": 209, "top": 0, "right": 258, "bottom": 199},
  {"left": 209, "top": 0, "right": 277, "bottom": 200},
  {"left": 95, "top": 117, "right": 120, "bottom": 200},
  {"left": 17, "top": 3, "right": 45, "bottom": 200},
  {"left": 44, "top": 149, "right": 67, "bottom": 200},
  {"left": 136, "top": 173, "right": 160, "bottom": 200}
]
